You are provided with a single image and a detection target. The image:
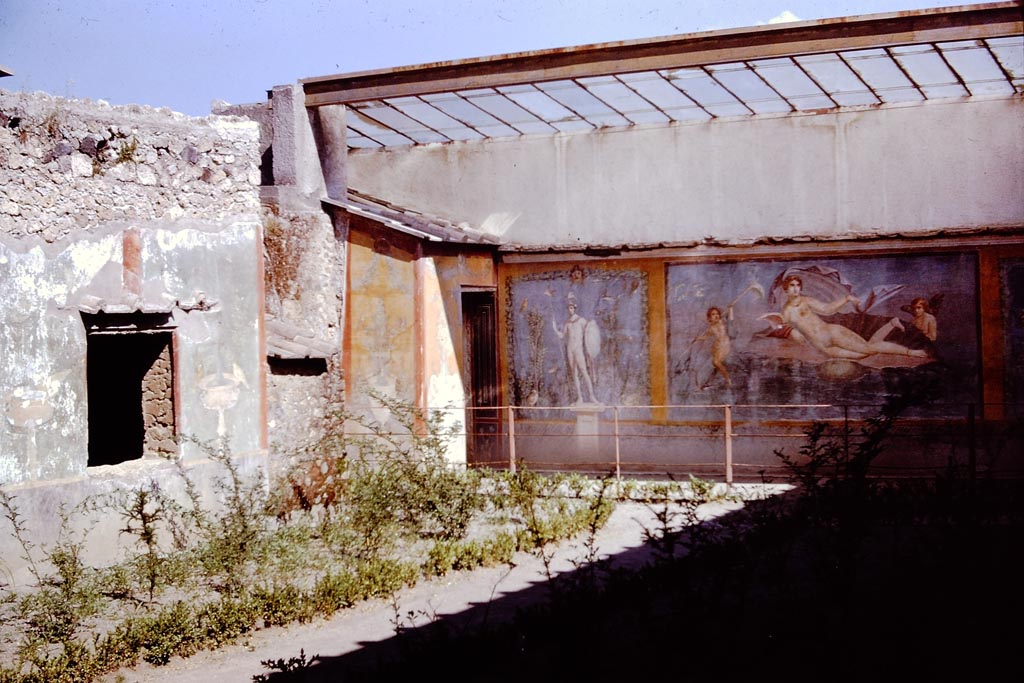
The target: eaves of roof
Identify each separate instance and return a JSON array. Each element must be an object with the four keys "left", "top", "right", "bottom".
[{"left": 325, "top": 190, "right": 501, "bottom": 246}]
